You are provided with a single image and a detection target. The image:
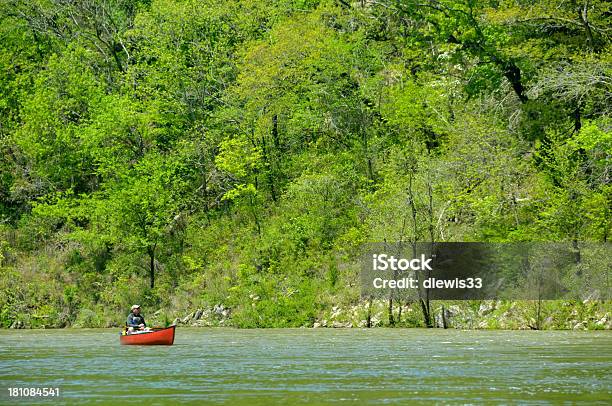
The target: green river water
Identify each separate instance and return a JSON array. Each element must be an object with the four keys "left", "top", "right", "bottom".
[{"left": 0, "top": 328, "right": 610, "bottom": 405}]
